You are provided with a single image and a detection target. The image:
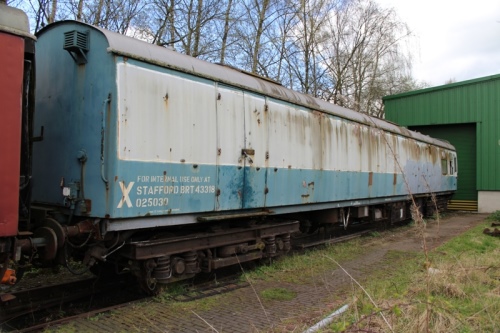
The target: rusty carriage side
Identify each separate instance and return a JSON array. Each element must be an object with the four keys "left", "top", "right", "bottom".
[{"left": 24, "top": 20, "right": 457, "bottom": 291}]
